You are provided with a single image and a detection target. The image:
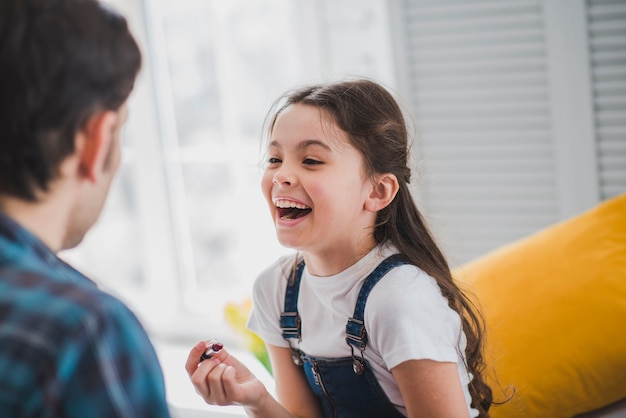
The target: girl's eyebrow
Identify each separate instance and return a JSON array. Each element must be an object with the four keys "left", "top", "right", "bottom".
[
  {"left": 299, "top": 139, "right": 332, "bottom": 151},
  {"left": 268, "top": 139, "right": 332, "bottom": 151}
]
